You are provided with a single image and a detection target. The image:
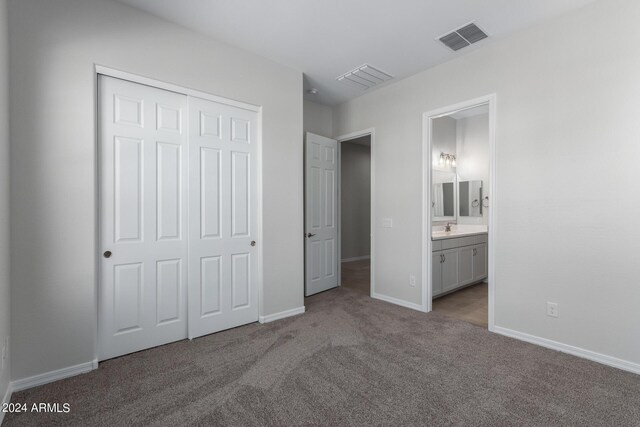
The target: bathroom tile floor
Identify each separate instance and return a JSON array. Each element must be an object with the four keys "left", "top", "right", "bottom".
[{"left": 433, "top": 282, "right": 488, "bottom": 327}]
